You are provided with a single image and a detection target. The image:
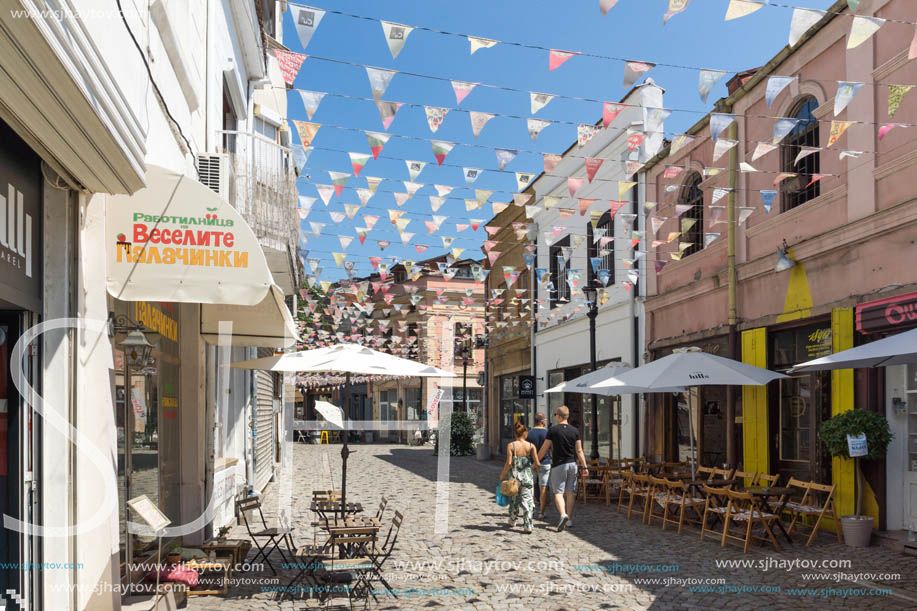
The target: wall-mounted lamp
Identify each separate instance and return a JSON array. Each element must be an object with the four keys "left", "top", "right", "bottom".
[
  {"left": 892, "top": 395, "right": 907, "bottom": 415},
  {"left": 774, "top": 239, "right": 796, "bottom": 273}
]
